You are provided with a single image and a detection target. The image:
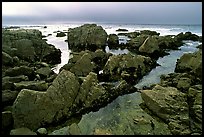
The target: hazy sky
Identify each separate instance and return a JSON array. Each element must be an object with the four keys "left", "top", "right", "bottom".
[{"left": 2, "top": 2, "right": 202, "bottom": 25}]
